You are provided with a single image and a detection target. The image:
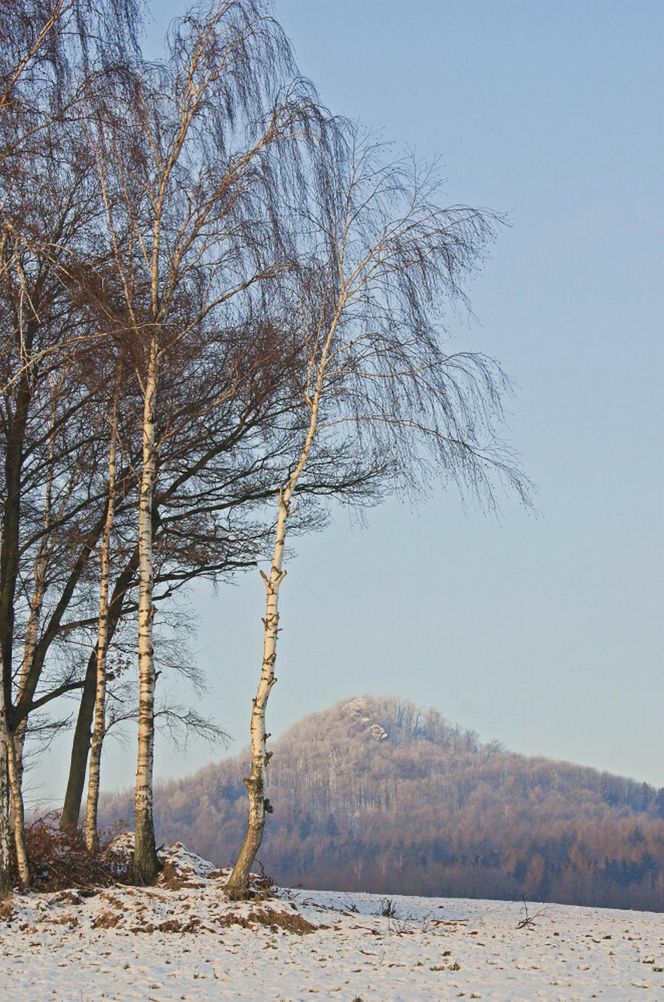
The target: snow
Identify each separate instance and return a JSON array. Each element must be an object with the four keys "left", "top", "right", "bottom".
[{"left": 1, "top": 843, "right": 663, "bottom": 1000}]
